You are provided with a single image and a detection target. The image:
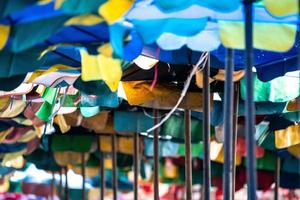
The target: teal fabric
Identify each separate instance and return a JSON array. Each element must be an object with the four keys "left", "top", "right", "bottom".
[
  {"left": 144, "top": 138, "right": 179, "bottom": 157},
  {"left": 240, "top": 73, "right": 300, "bottom": 102},
  {"left": 69, "top": 189, "right": 89, "bottom": 200},
  {"left": 244, "top": 151, "right": 276, "bottom": 171},
  {"left": 131, "top": 18, "right": 207, "bottom": 44},
  {"left": 80, "top": 106, "right": 100, "bottom": 117},
  {"left": 80, "top": 90, "right": 120, "bottom": 108},
  {"left": 91, "top": 169, "right": 133, "bottom": 190},
  {"left": 212, "top": 101, "right": 287, "bottom": 126},
  {"left": 238, "top": 101, "right": 287, "bottom": 115},
  {"left": 160, "top": 114, "right": 215, "bottom": 142},
  {"left": 25, "top": 149, "right": 61, "bottom": 172},
  {"left": 0, "top": 166, "right": 15, "bottom": 176},
  {"left": 155, "top": 0, "right": 239, "bottom": 13},
  {"left": 63, "top": 90, "right": 120, "bottom": 109},
  {"left": 74, "top": 79, "right": 110, "bottom": 96},
  {"left": 0, "top": 46, "right": 80, "bottom": 78},
  {"left": 9, "top": 180, "right": 22, "bottom": 193},
  {"left": 0, "top": 75, "right": 26, "bottom": 91},
  {"left": 114, "top": 111, "right": 154, "bottom": 133},
  {"left": 60, "top": 0, "right": 106, "bottom": 14},
  {"left": 282, "top": 112, "right": 300, "bottom": 122},
  {"left": 144, "top": 139, "right": 204, "bottom": 158},
  {"left": 10, "top": 15, "right": 69, "bottom": 52},
  {"left": 255, "top": 121, "right": 270, "bottom": 144},
  {"left": 0, "top": 0, "right": 37, "bottom": 19},
  {"left": 80, "top": 94, "right": 119, "bottom": 108},
  {"left": 0, "top": 47, "right": 44, "bottom": 77},
  {"left": 258, "top": 131, "right": 276, "bottom": 151},
  {"left": 282, "top": 158, "right": 300, "bottom": 175}
]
